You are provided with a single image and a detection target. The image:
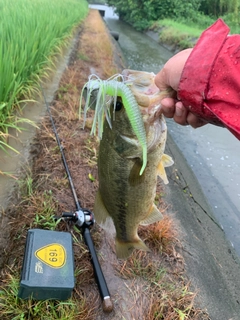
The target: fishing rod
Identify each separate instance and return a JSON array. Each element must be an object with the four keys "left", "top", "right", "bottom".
[{"left": 40, "top": 85, "right": 113, "bottom": 313}]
